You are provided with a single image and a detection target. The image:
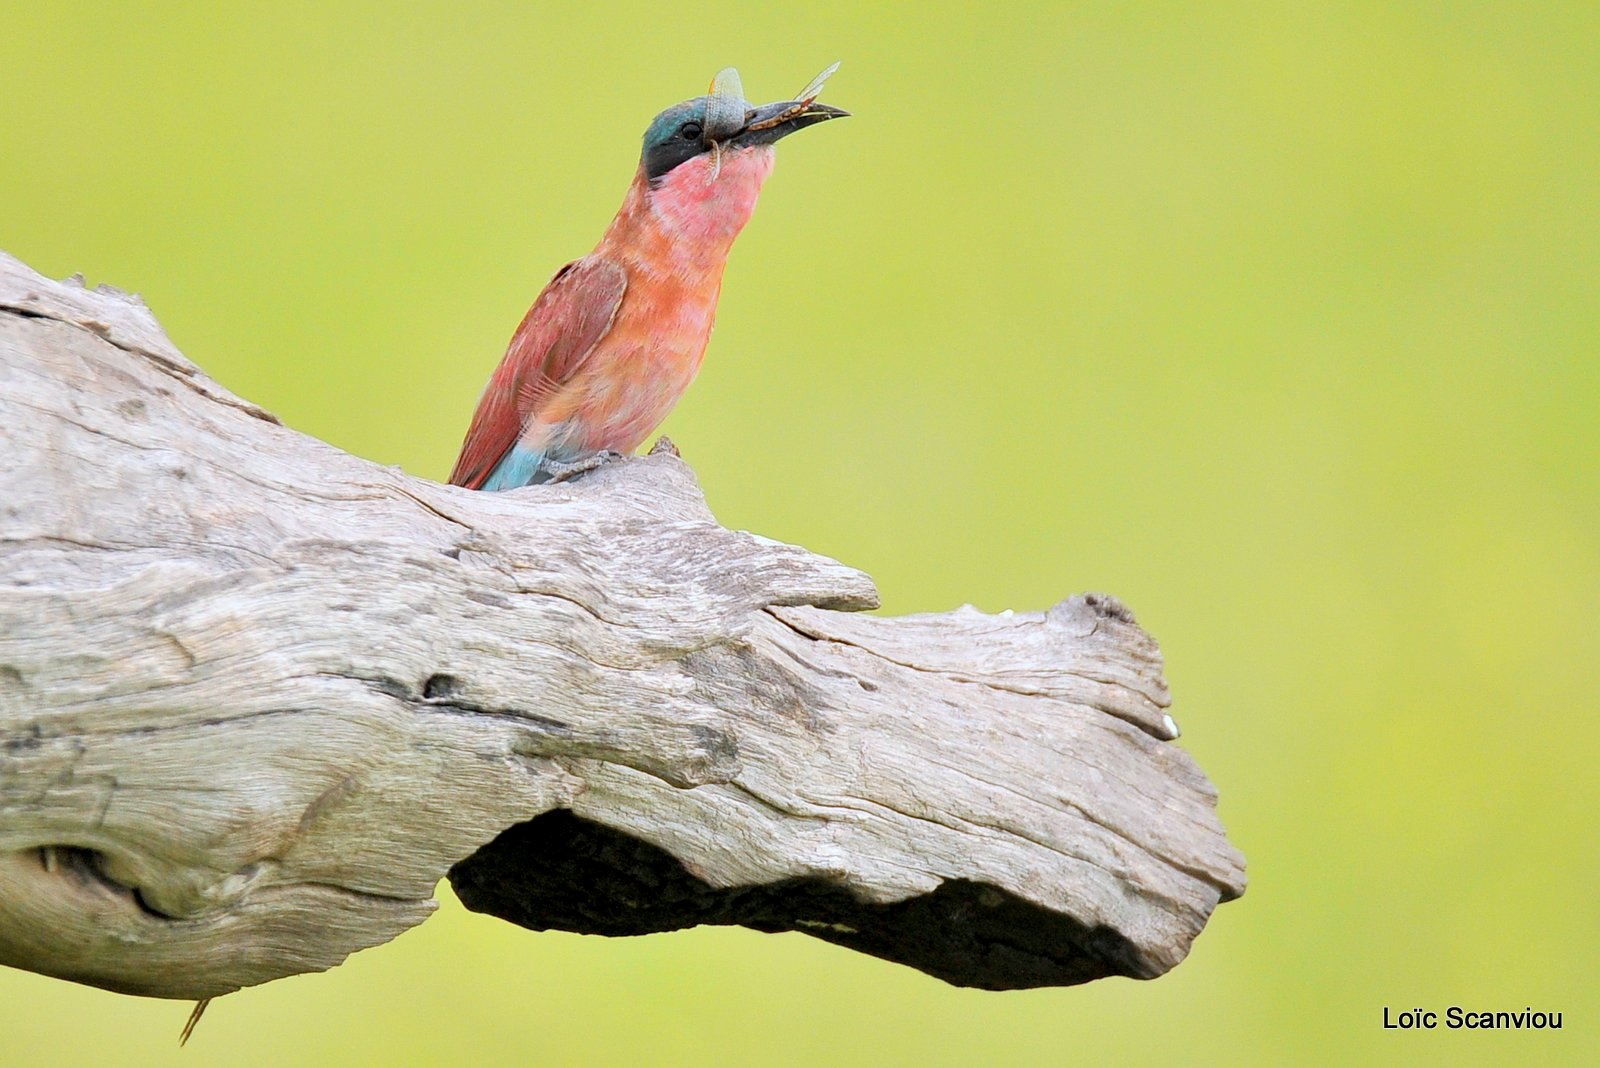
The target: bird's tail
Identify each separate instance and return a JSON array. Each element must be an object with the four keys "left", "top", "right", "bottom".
[{"left": 479, "top": 444, "right": 548, "bottom": 491}]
